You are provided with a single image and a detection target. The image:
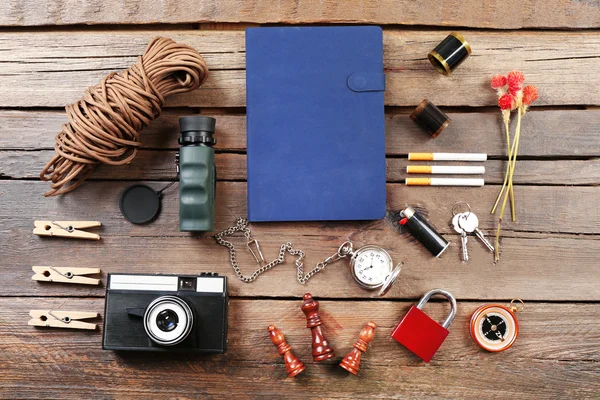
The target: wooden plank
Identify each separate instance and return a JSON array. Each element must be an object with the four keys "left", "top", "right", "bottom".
[
  {"left": 387, "top": 159, "right": 600, "bottom": 185},
  {"left": 0, "top": 31, "right": 246, "bottom": 69},
  {"left": 1, "top": 0, "right": 599, "bottom": 29},
  {"left": 2, "top": 109, "right": 600, "bottom": 157},
  {"left": 3, "top": 231, "right": 600, "bottom": 300},
  {"left": 1, "top": 181, "right": 598, "bottom": 235},
  {"left": 1, "top": 30, "right": 599, "bottom": 107},
  {"left": 385, "top": 110, "right": 600, "bottom": 158},
  {"left": 1, "top": 298, "right": 599, "bottom": 399},
  {"left": 0, "top": 111, "right": 246, "bottom": 150},
  {"left": 2, "top": 180, "right": 600, "bottom": 300},
  {"left": 3, "top": 150, "right": 600, "bottom": 185},
  {"left": 0, "top": 150, "right": 245, "bottom": 181}
]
